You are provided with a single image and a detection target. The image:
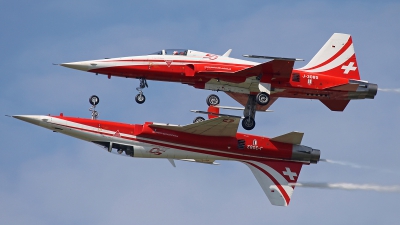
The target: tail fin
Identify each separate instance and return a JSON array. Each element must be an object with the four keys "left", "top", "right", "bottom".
[
  {"left": 299, "top": 33, "right": 360, "bottom": 80},
  {"left": 243, "top": 160, "right": 303, "bottom": 206}
]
